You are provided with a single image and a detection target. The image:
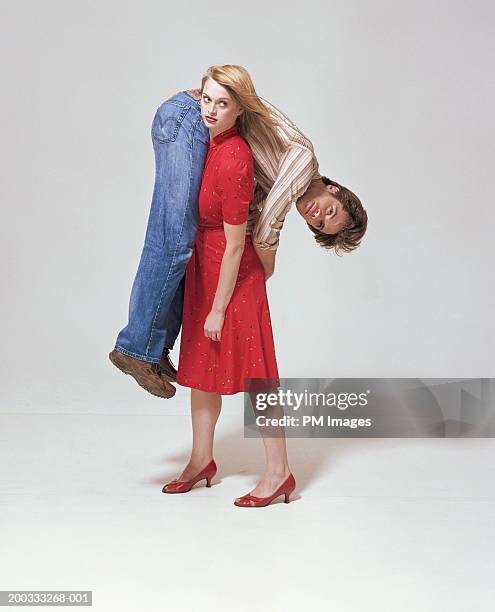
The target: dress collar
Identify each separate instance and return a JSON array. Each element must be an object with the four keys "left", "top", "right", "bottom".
[{"left": 210, "top": 123, "right": 239, "bottom": 148}]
